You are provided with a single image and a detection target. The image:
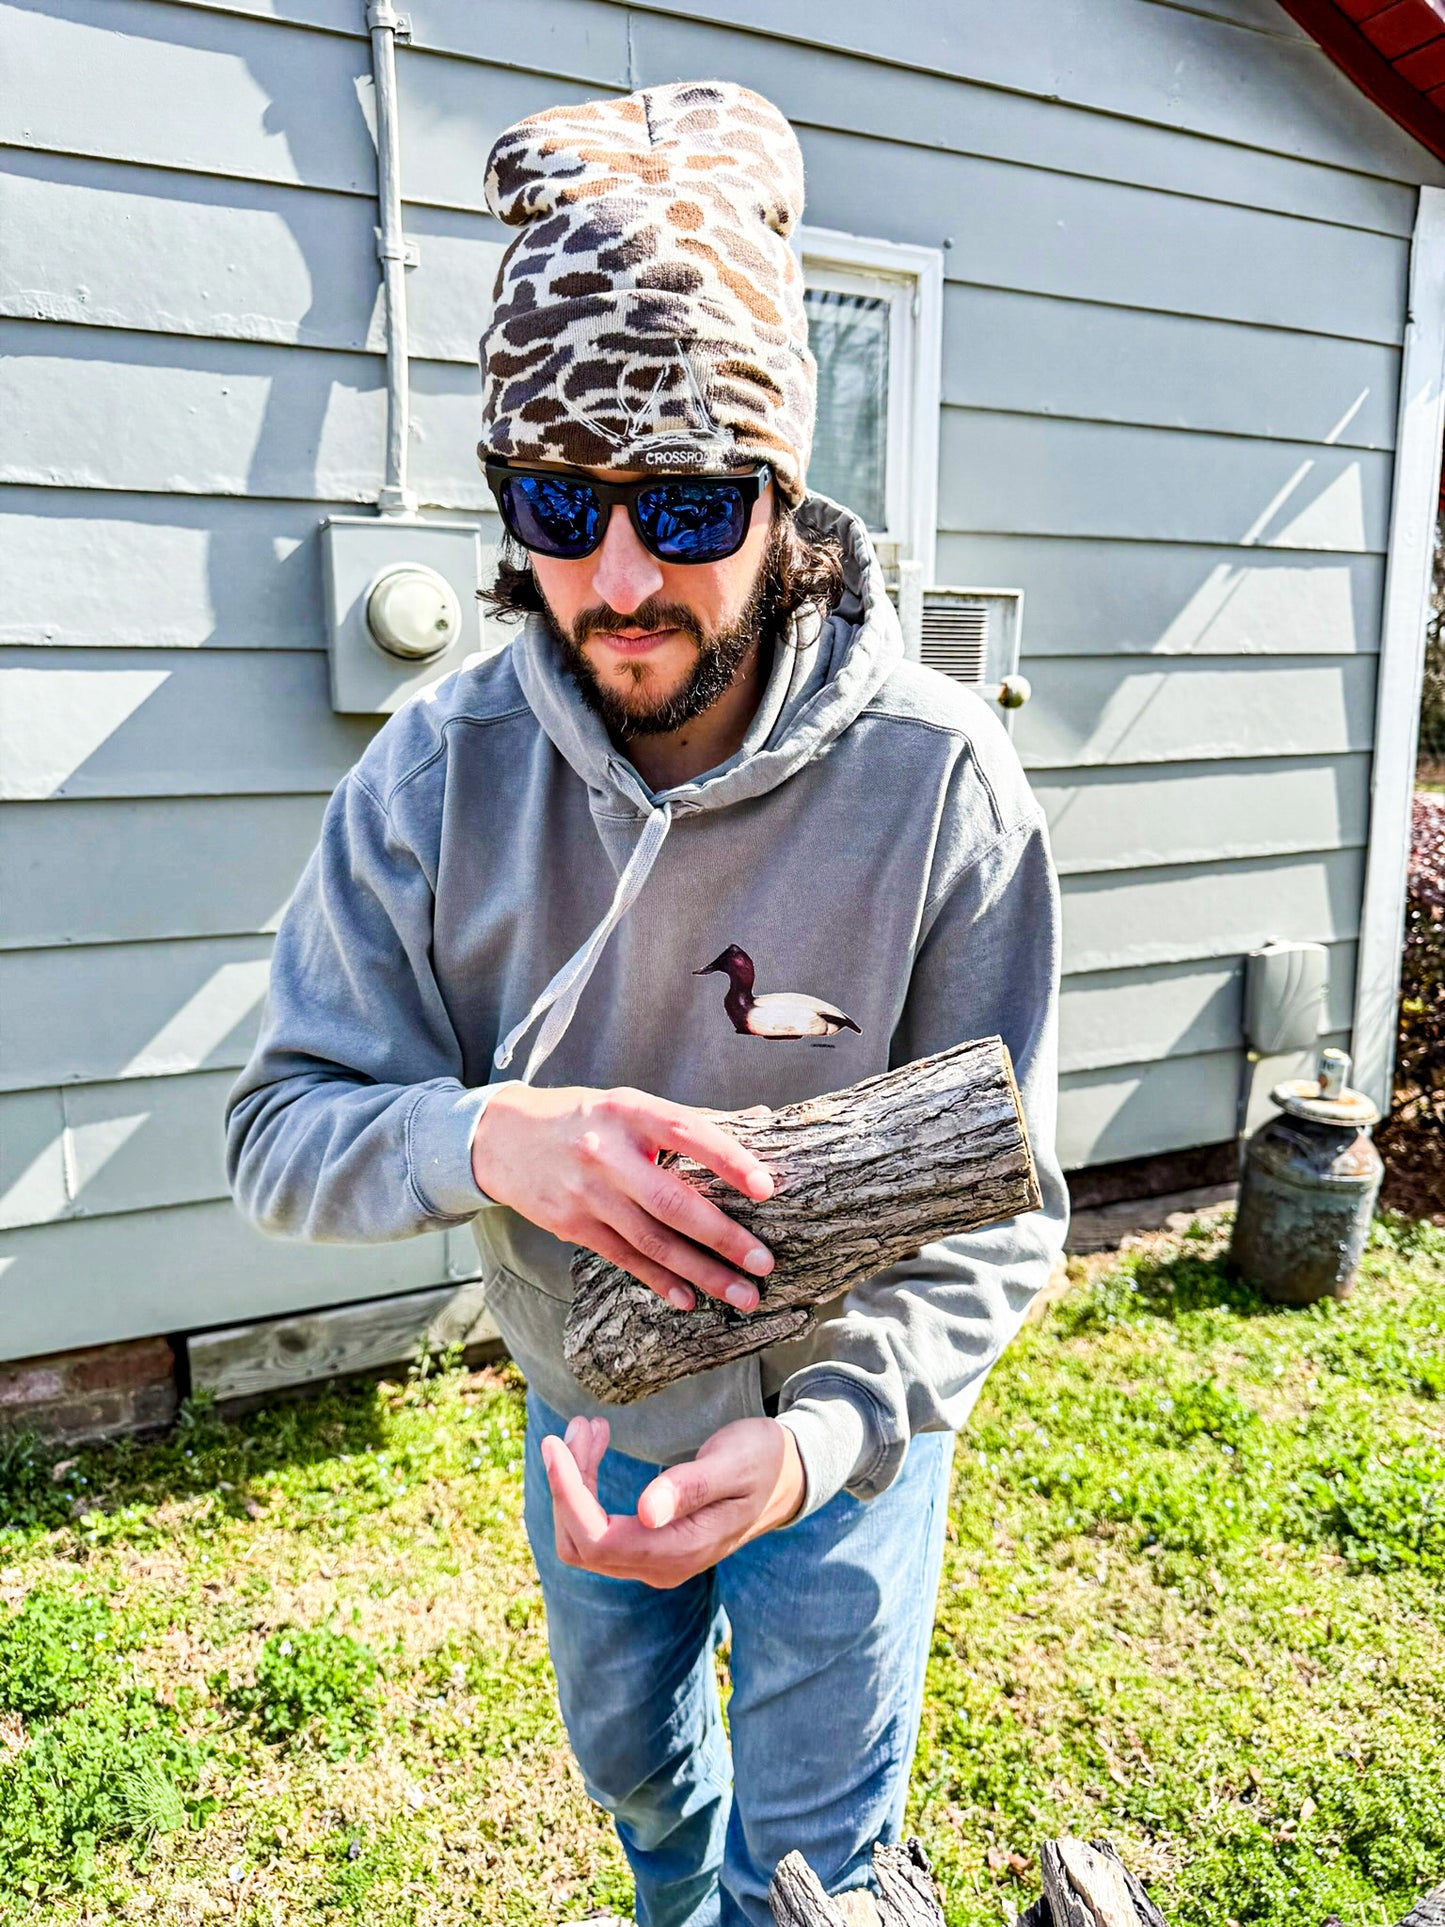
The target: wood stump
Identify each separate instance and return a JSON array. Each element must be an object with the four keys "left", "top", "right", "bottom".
[
  {"left": 769, "top": 1840, "right": 946, "bottom": 1927},
  {"left": 1017, "top": 1840, "right": 1169, "bottom": 1927},
  {"left": 1399, "top": 1884, "right": 1445, "bottom": 1927},
  {"left": 771, "top": 1836, "right": 1445, "bottom": 1927},
  {"left": 564, "top": 1037, "right": 1040, "bottom": 1403}
]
